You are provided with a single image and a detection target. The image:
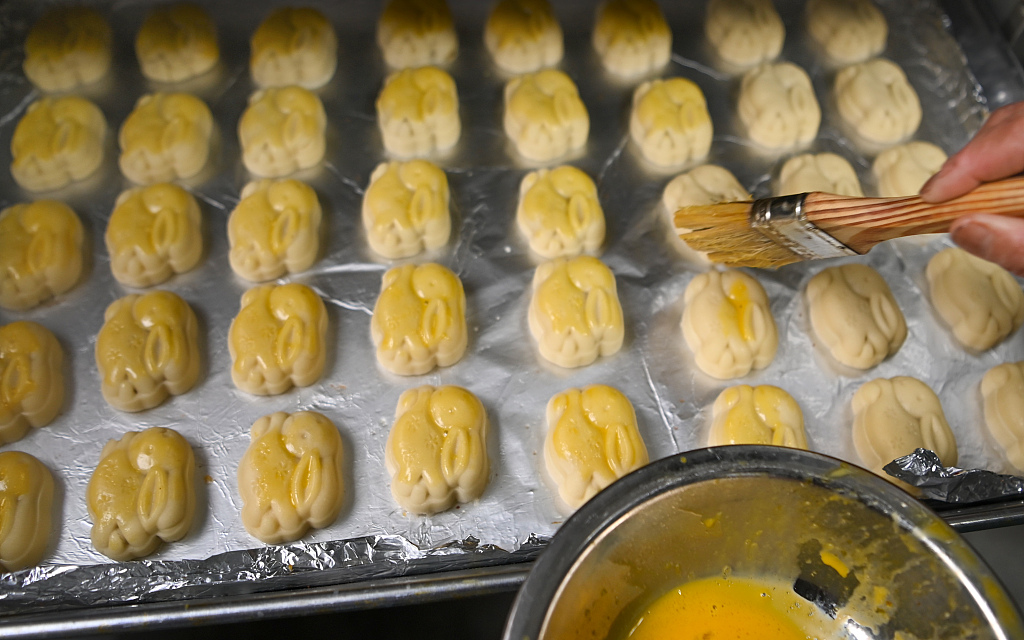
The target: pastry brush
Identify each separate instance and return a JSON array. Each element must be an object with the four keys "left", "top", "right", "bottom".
[{"left": 674, "top": 176, "right": 1024, "bottom": 268}]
